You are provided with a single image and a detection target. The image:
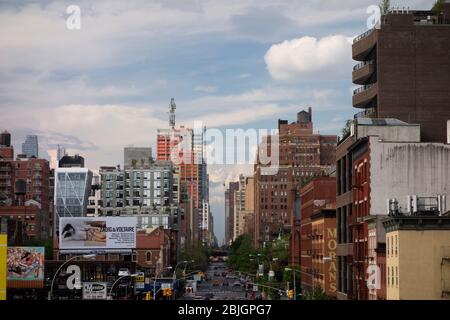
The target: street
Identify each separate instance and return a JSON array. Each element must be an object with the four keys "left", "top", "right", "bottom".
[{"left": 181, "top": 262, "right": 247, "bottom": 300}]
